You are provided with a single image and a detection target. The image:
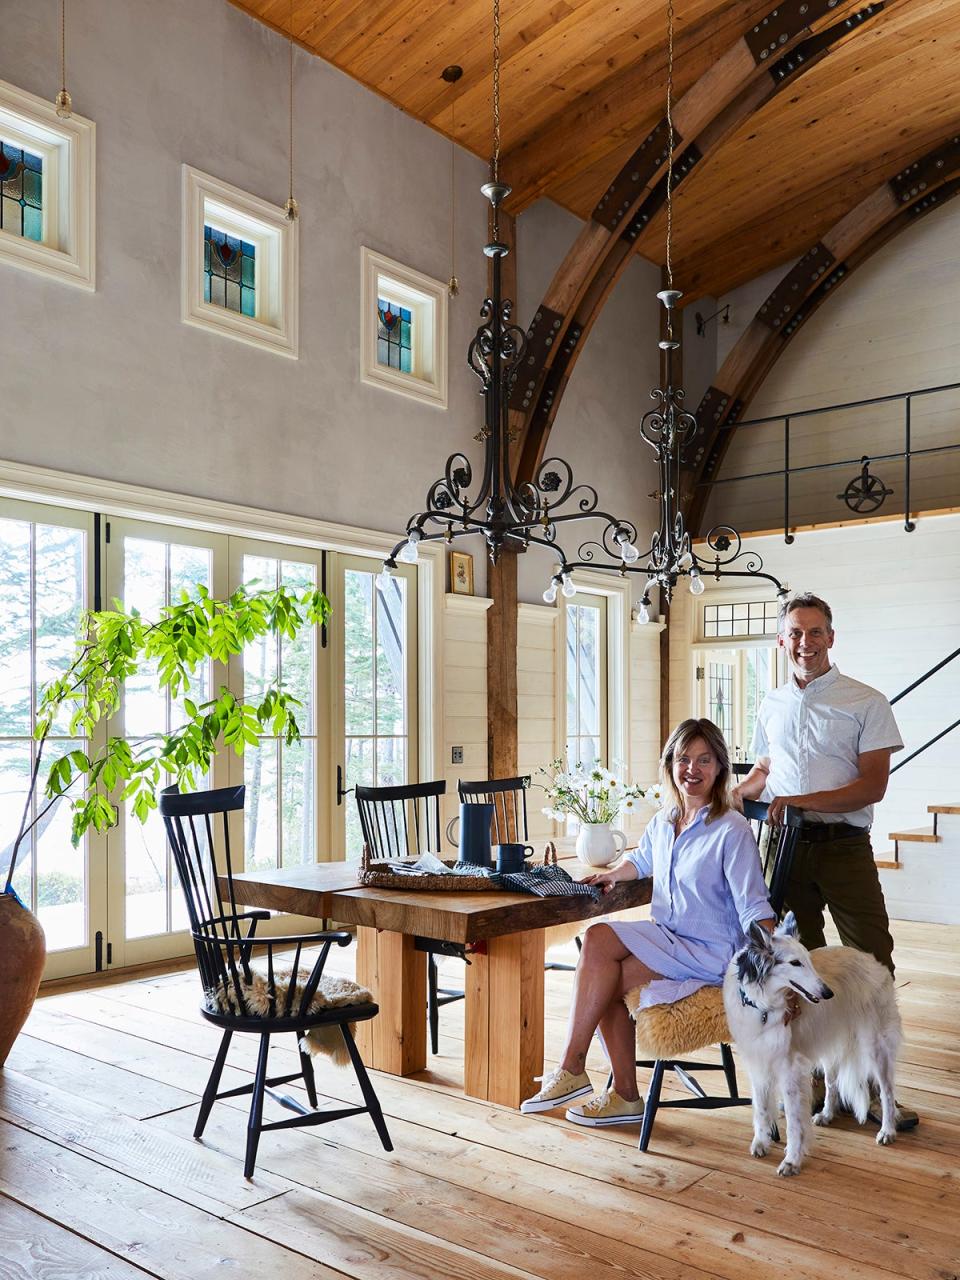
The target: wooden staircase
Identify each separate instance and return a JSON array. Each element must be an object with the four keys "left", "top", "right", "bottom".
[{"left": 878, "top": 802, "right": 960, "bottom": 867}]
